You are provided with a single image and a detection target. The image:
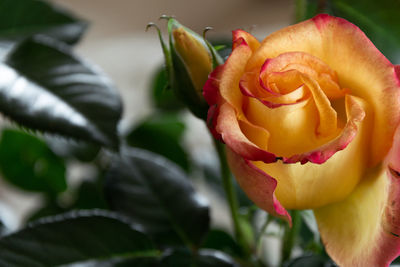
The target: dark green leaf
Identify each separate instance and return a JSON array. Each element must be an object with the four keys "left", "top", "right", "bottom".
[
  {"left": 330, "top": 0, "right": 400, "bottom": 63},
  {"left": 0, "top": 129, "right": 66, "bottom": 194},
  {"left": 0, "top": 210, "right": 157, "bottom": 267},
  {"left": 202, "top": 230, "right": 242, "bottom": 258},
  {"left": 0, "top": 0, "right": 87, "bottom": 45},
  {"left": 151, "top": 67, "right": 183, "bottom": 111},
  {"left": 126, "top": 112, "right": 189, "bottom": 172},
  {"left": 284, "top": 255, "right": 335, "bottom": 267},
  {"left": 0, "top": 35, "right": 122, "bottom": 149},
  {"left": 27, "top": 197, "right": 65, "bottom": 222},
  {"left": 73, "top": 249, "right": 238, "bottom": 267},
  {"left": 73, "top": 180, "right": 108, "bottom": 210},
  {"left": 295, "top": 0, "right": 321, "bottom": 22},
  {"left": 46, "top": 136, "right": 101, "bottom": 162},
  {"left": 161, "top": 248, "right": 238, "bottom": 267},
  {"left": 105, "top": 147, "right": 210, "bottom": 247},
  {"left": 69, "top": 257, "right": 160, "bottom": 267}
]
